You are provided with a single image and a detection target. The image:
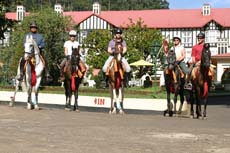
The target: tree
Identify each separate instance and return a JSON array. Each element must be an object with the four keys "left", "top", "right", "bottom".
[
  {"left": 82, "top": 18, "right": 162, "bottom": 72},
  {"left": 3, "top": 7, "right": 72, "bottom": 84}
]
